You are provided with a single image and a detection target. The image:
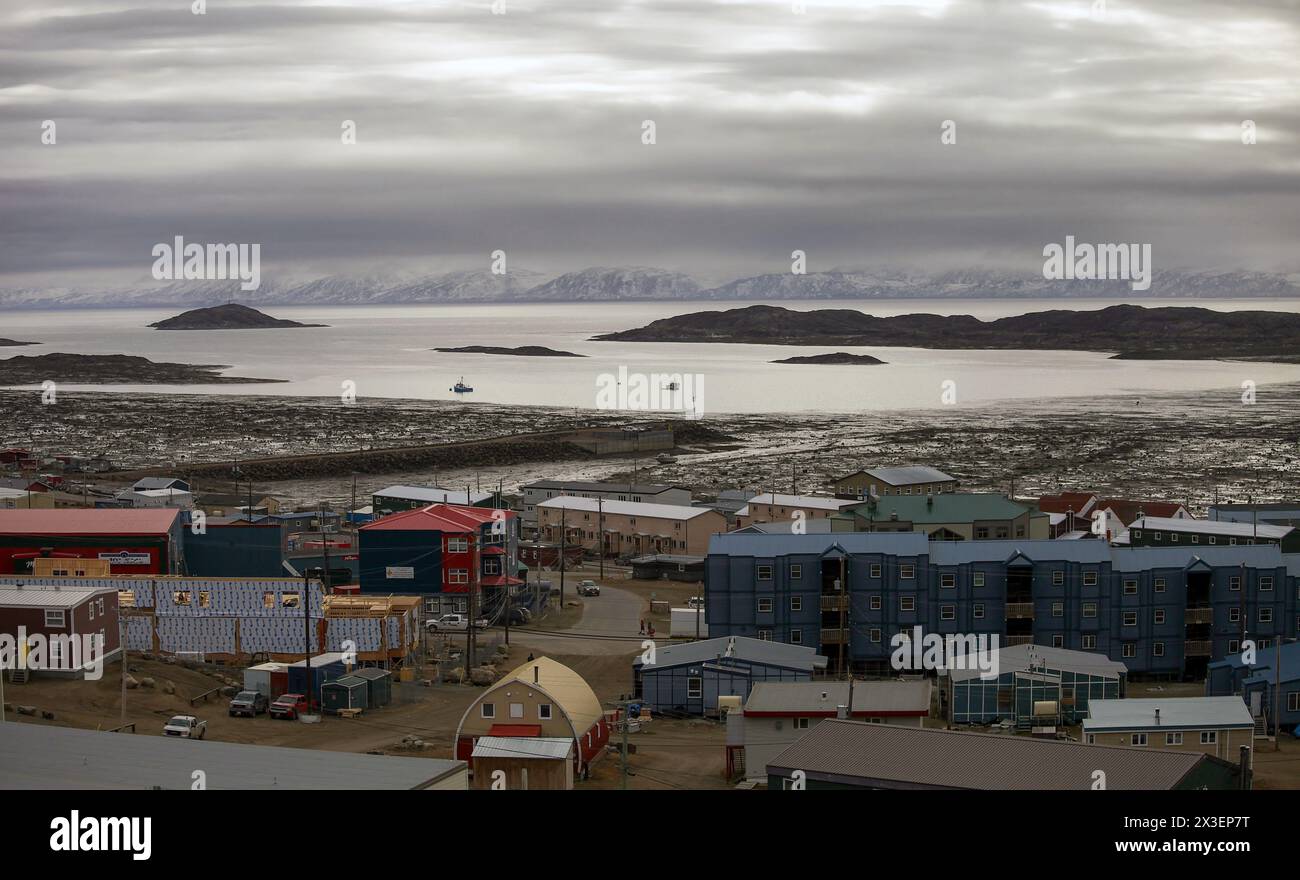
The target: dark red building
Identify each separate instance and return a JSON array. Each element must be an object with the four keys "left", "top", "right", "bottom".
[
  {"left": 0, "top": 584, "right": 122, "bottom": 677},
  {"left": 0, "top": 509, "right": 183, "bottom": 575}
]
